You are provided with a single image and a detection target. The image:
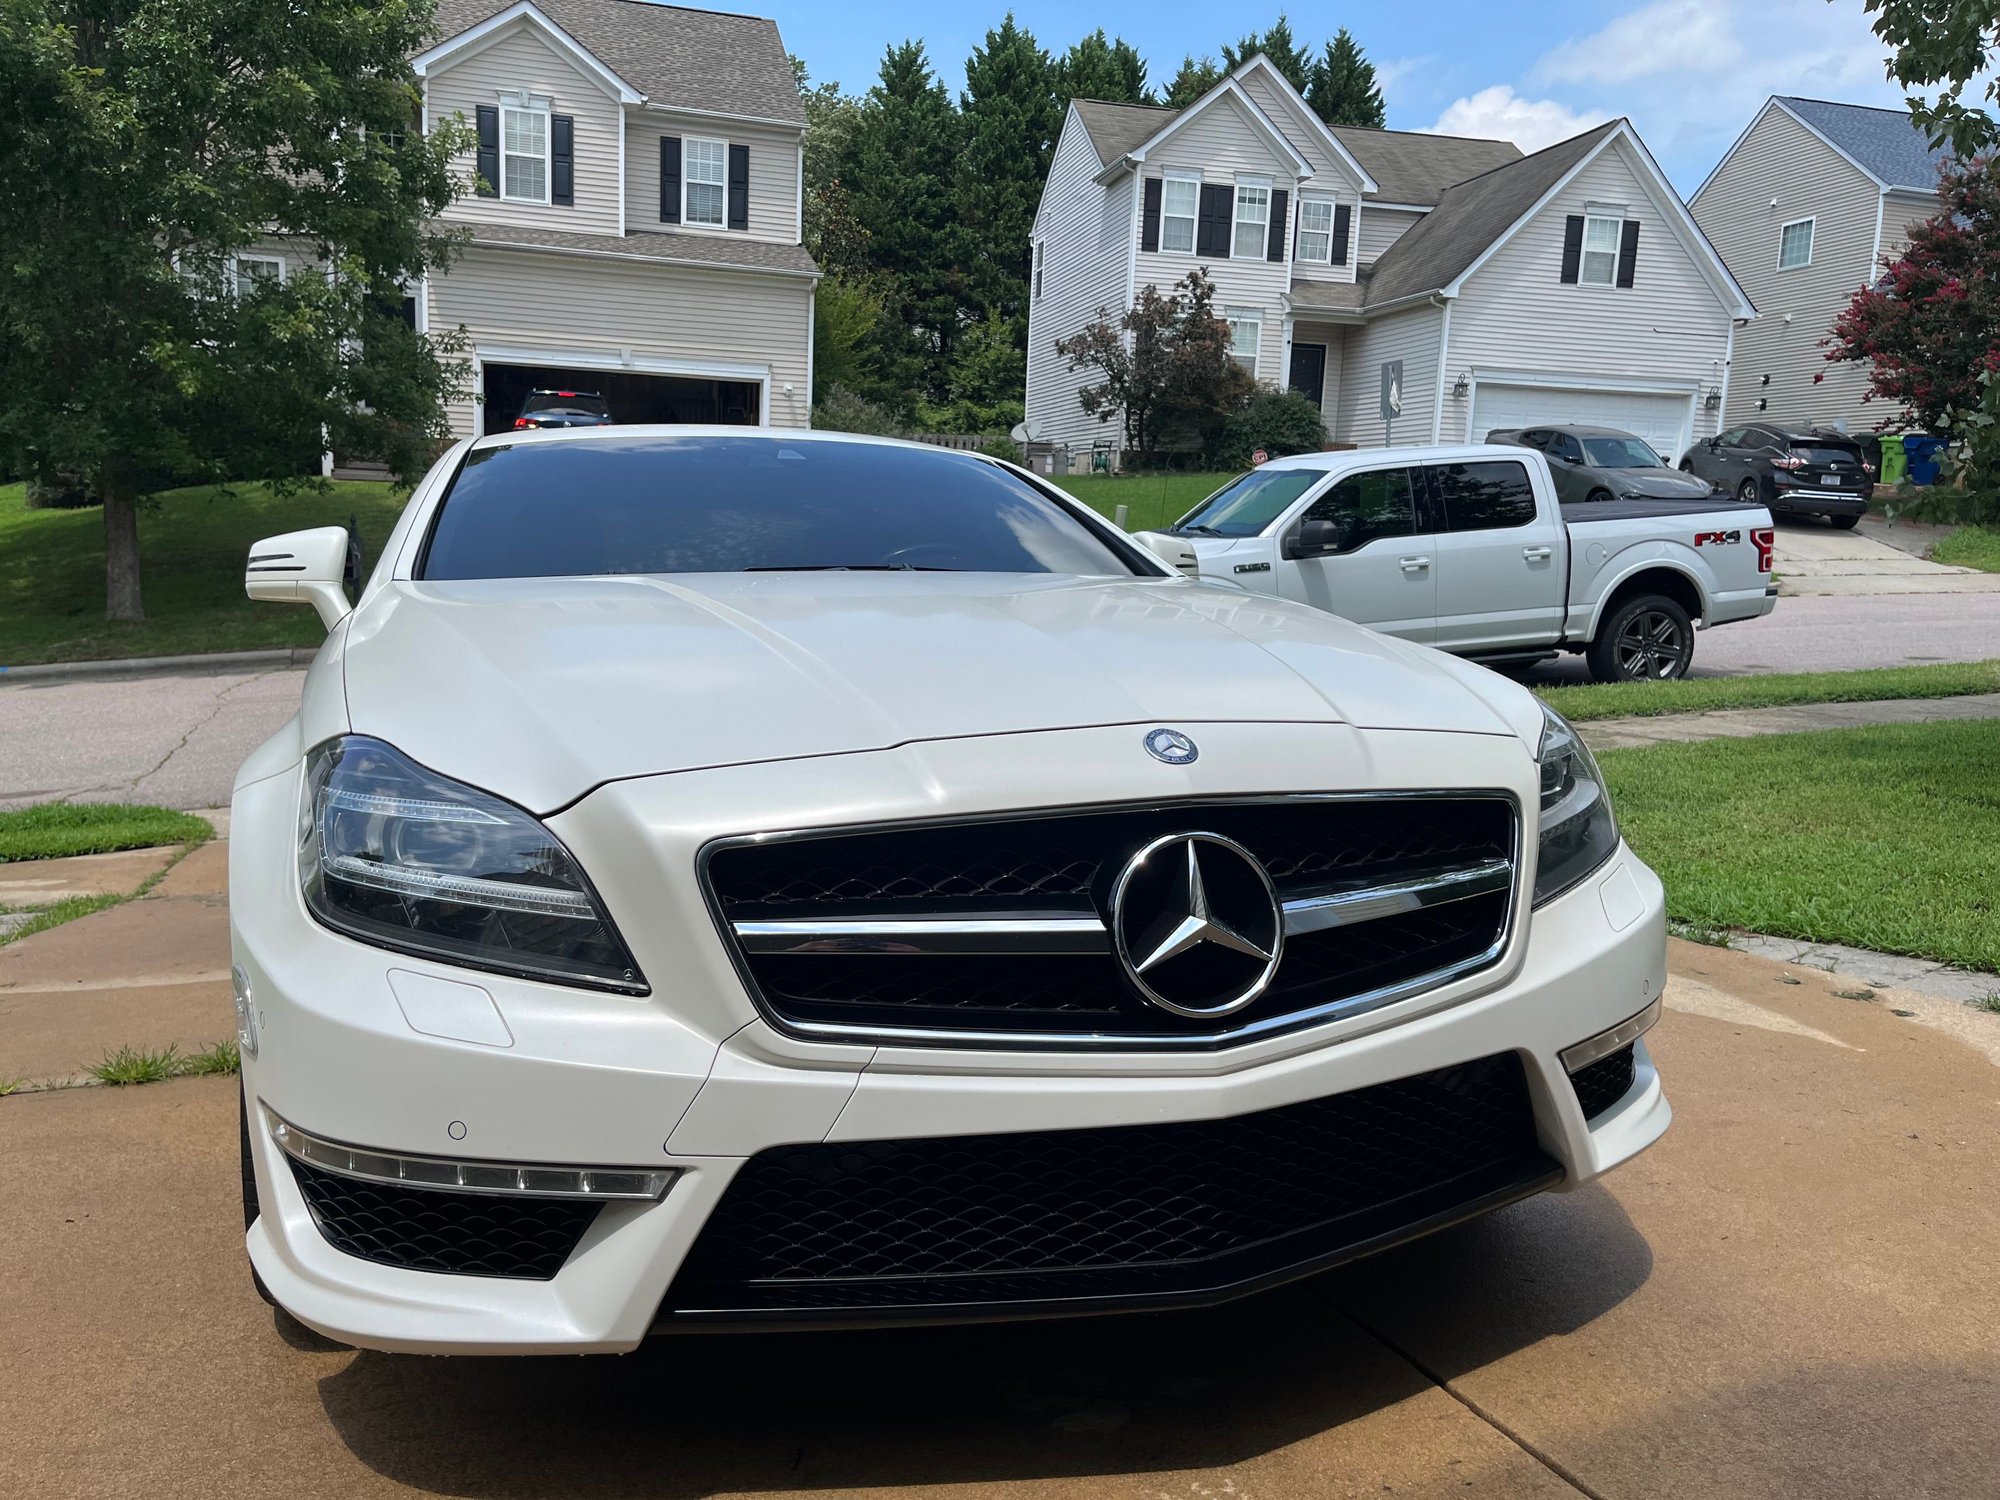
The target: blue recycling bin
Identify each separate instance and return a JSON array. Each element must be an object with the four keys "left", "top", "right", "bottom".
[{"left": 1904, "top": 435, "right": 1947, "bottom": 486}]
